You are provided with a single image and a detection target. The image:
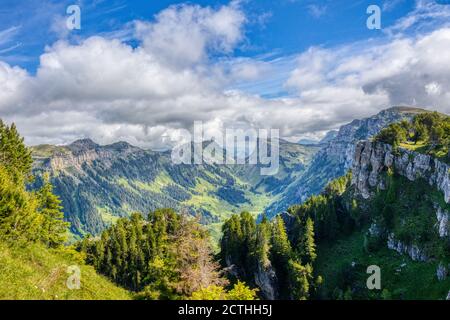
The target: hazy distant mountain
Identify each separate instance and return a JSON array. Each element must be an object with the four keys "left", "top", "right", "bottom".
[
  {"left": 298, "top": 131, "right": 338, "bottom": 146},
  {"left": 297, "top": 138, "right": 320, "bottom": 146},
  {"left": 319, "top": 130, "right": 338, "bottom": 144}
]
